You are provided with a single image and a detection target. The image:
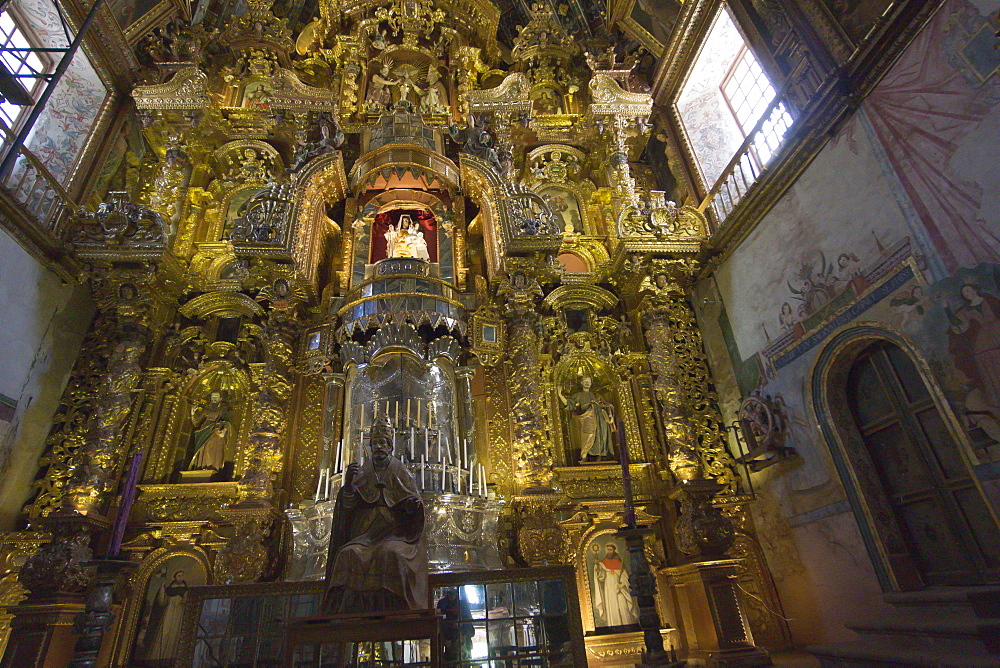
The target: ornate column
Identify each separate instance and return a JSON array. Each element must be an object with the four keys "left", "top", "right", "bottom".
[
  {"left": 237, "top": 291, "right": 299, "bottom": 505},
  {"left": 638, "top": 277, "right": 736, "bottom": 489},
  {"left": 500, "top": 271, "right": 553, "bottom": 493},
  {"left": 638, "top": 270, "right": 769, "bottom": 666}
]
